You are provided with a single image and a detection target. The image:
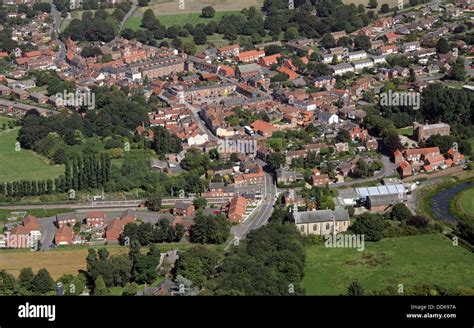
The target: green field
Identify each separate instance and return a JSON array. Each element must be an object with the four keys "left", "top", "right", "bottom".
[
  {"left": 0, "top": 128, "right": 64, "bottom": 183},
  {"left": 124, "top": 10, "right": 241, "bottom": 29},
  {"left": 457, "top": 187, "right": 474, "bottom": 218},
  {"left": 302, "top": 234, "right": 474, "bottom": 295},
  {"left": 396, "top": 127, "right": 413, "bottom": 137}
]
